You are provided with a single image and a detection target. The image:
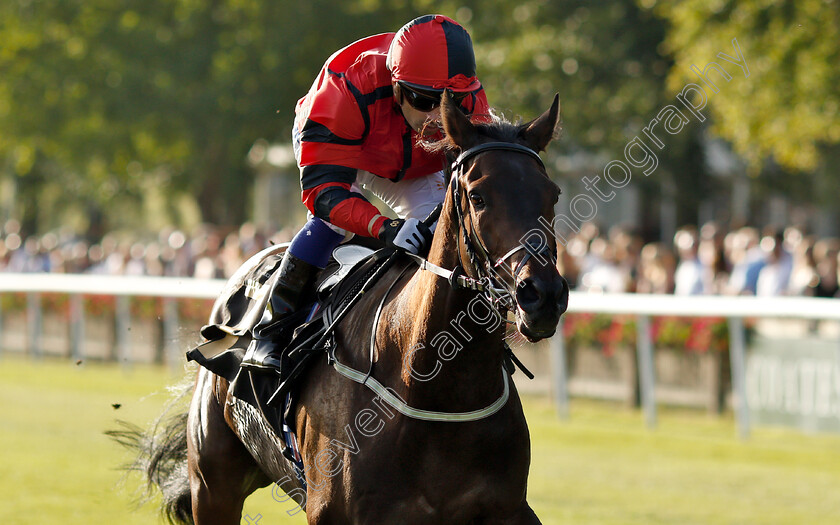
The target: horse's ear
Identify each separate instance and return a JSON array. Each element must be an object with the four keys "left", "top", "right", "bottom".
[
  {"left": 441, "top": 90, "right": 479, "bottom": 151},
  {"left": 519, "top": 93, "right": 560, "bottom": 152}
]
